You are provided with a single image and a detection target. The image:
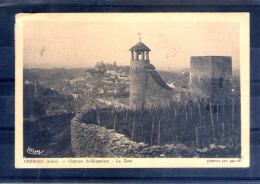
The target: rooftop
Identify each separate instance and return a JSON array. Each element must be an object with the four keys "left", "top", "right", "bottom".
[{"left": 129, "top": 42, "right": 151, "bottom": 51}]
